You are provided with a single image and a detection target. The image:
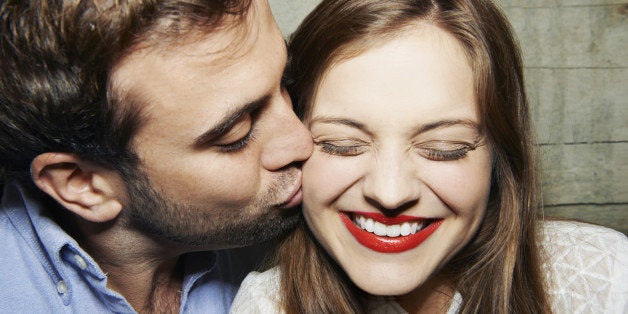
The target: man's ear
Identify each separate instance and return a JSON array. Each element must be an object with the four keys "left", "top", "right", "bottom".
[{"left": 30, "top": 152, "right": 125, "bottom": 223}]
